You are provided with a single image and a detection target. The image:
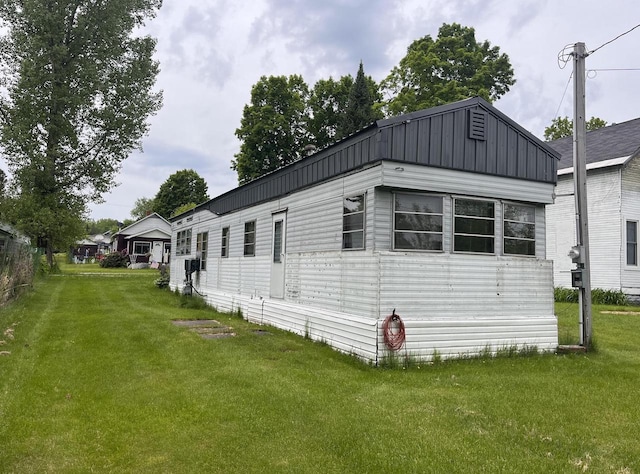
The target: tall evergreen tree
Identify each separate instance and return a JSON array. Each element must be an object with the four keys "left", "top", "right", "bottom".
[
  {"left": 339, "top": 62, "right": 380, "bottom": 138},
  {"left": 0, "top": 0, "right": 162, "bottom": 266}
]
